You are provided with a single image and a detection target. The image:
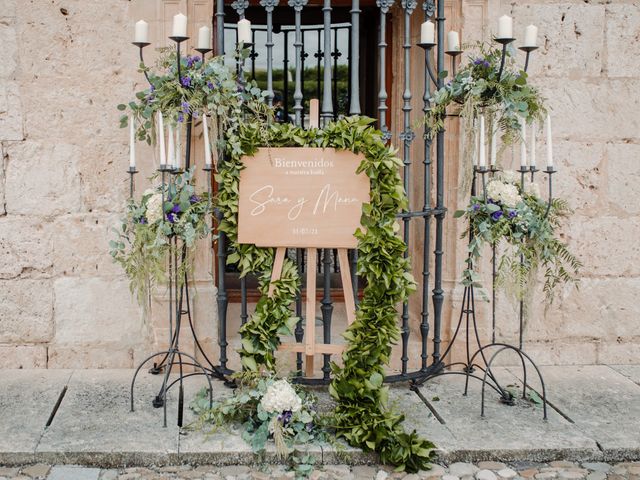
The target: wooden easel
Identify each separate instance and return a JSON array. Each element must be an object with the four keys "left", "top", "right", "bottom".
[{"left": 268, "top": 247, "right": 356, "bottom": 377}]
